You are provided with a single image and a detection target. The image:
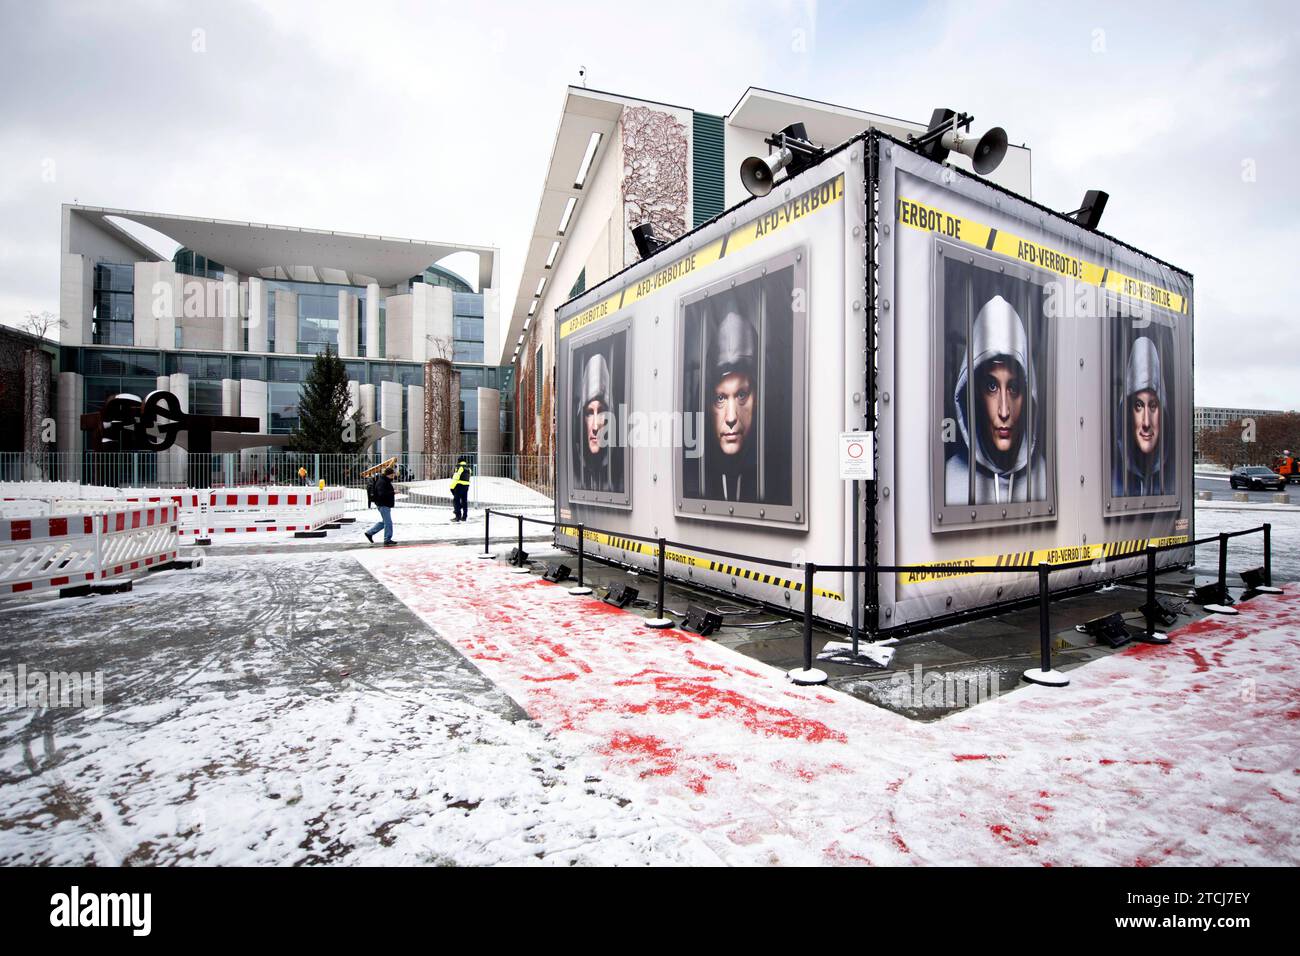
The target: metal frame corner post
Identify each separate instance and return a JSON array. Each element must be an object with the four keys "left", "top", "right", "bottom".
[
  {"left": 1263, "top": 522, "right": 1272, "bottom": 587},
  {"left": 576, "top": 524, "right": 585, "bottom": 588}
]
